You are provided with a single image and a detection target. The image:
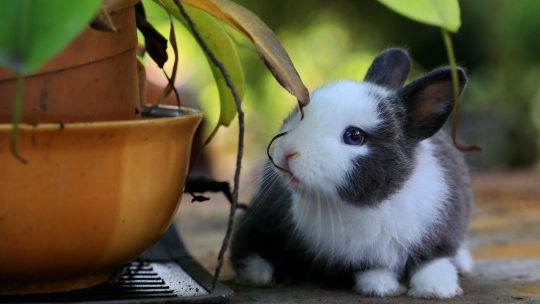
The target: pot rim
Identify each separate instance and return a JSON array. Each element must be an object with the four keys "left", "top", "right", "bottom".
[{"left": 0, "top": 107, "right": 202, "bottom": 131}]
